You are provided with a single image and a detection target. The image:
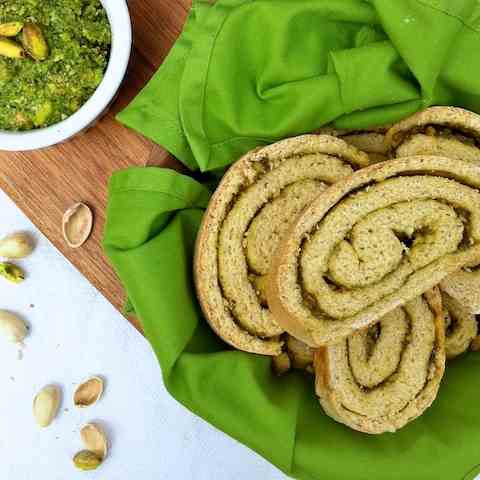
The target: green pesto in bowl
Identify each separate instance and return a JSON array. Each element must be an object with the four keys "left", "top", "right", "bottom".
[{"left": 0, "top": 0, "right": 111, "bottom": 131}]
